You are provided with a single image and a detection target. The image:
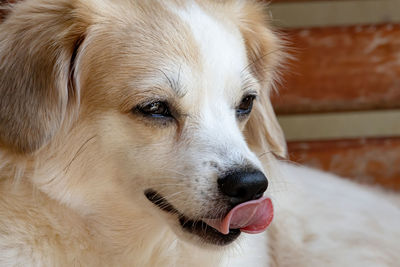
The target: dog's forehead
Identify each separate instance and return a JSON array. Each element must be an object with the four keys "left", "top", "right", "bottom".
[
  {"left": 165, "top": 1, "right": 247, "bottom": 99},
  {"left": 109, "top": 1, "right": 248, "bottom": 97},
  {"left": 82, "top": 0, "right": 253, "bottom": 109},
  {"left": 170, "top": 2, "right": 249, "bottom": 98}
]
